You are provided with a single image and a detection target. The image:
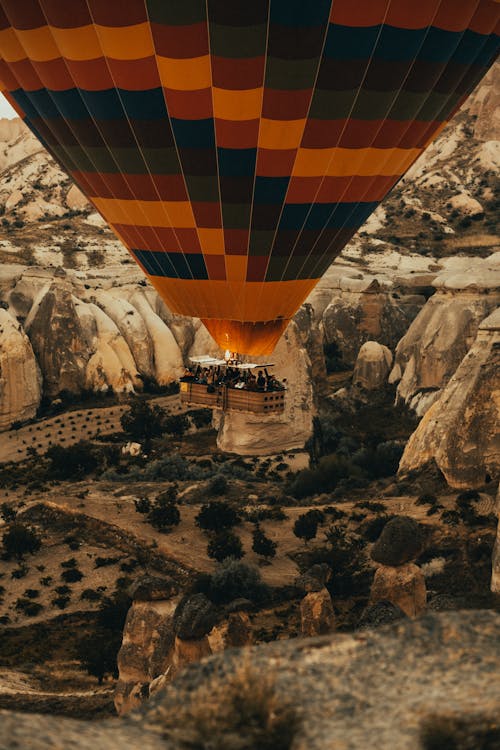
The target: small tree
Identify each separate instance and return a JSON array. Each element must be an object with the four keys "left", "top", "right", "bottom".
[
  {"left": 120, "top": 398, "right": 166, "bottom": 446},
  {"left": 196, "top": 501, "right": 239, "bottom": 533},
  {"left": 164, "top": 413, "right": 190, "bottom": 441},
  {"left": 252, "top": 526, "right": 277, "bottom": 561},
  {"left": 147, "top": 498, "right": 181, "bottom": 533},
  {"left": 0, "top": 503, "right": 16, "bottom": 523},
  {"left": 293, "top": 513, "right": 318, "bottom": 545},
  {"left": 208, "top": 473, "right": 228, "bottom": 496},
  {"left": 2, "top": 523, "right": 41, "bottom": 560},
  {"left": 207, "top": 531, "right": 244, "bottom": 562},
  {"left": 45, "top": 442, "right": 99, "bottom": 480}
]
